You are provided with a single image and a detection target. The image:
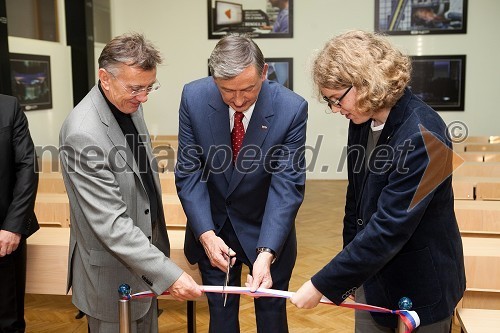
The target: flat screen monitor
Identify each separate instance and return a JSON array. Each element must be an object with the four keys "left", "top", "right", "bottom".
[
  {"left": 215, "top": 1, "right": 243, "bottom": 29},
  {"left": 409, "top": 55, "right": 466, "bottom": 111}
]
